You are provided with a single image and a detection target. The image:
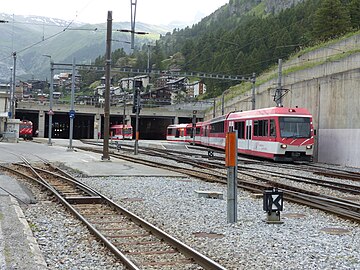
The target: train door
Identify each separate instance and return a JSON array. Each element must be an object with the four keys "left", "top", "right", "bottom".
[{"left": 245, "top": 120, "right": 252, "bottom": 150}]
